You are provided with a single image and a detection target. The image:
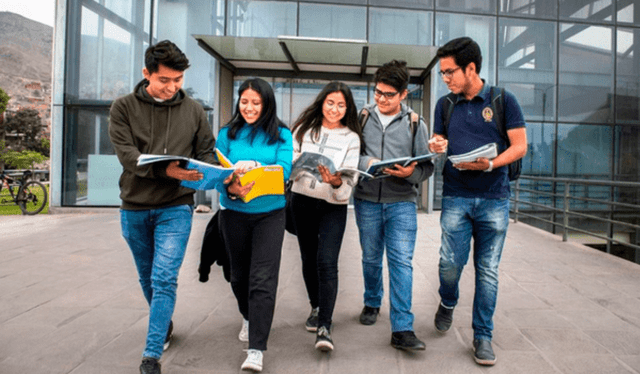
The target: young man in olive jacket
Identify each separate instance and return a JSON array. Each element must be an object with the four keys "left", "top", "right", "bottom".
[
  {"left": 109, "top": 40, "right": 216, "bottom": 374},
  {"left": 355, "top": 60, "right": 434, "bottom": 351}
]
